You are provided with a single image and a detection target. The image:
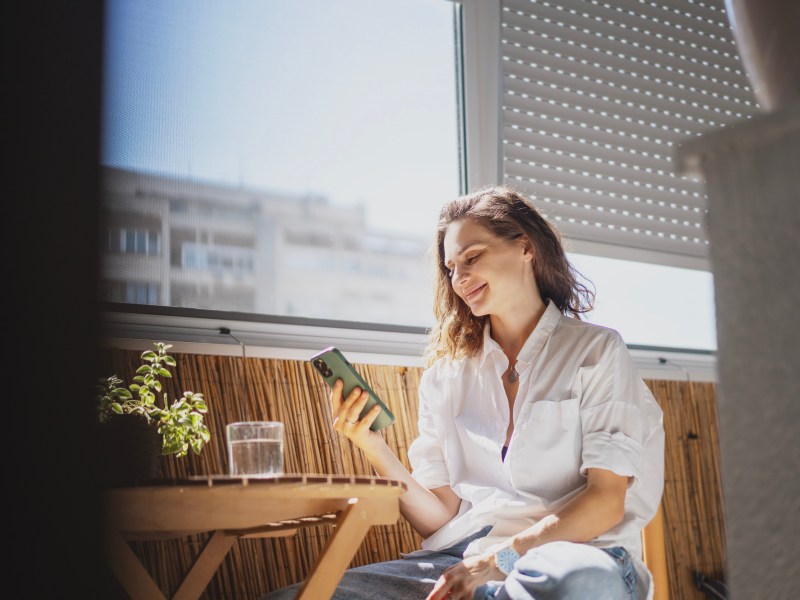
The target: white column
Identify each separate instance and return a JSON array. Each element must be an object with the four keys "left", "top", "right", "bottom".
[{"left": 675, "top": 102, "right": 800, "bottom": 599}]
